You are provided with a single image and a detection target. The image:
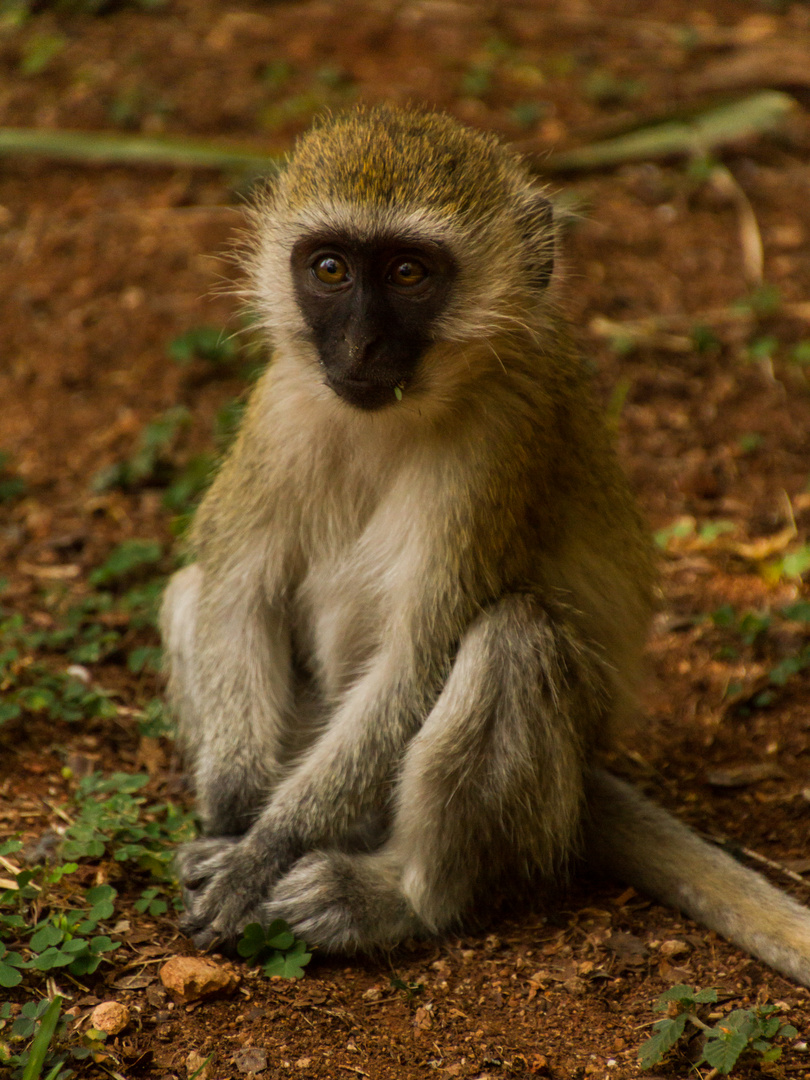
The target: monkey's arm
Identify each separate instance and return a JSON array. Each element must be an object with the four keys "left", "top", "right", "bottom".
[
  {"left": 161, "top": 555, "right": 294, "bottom": 837},
  {"left": 176, "top": 625, "right": 450, "bottom": 947},
  {"left": 589, "top": 770, "right": 810, "bottom": 986}
]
